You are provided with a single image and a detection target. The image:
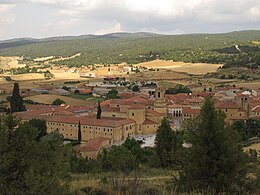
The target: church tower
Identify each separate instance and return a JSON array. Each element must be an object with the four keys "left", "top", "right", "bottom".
[{"left": 154, "top": 87, "right": 167, "bottom": 116}]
